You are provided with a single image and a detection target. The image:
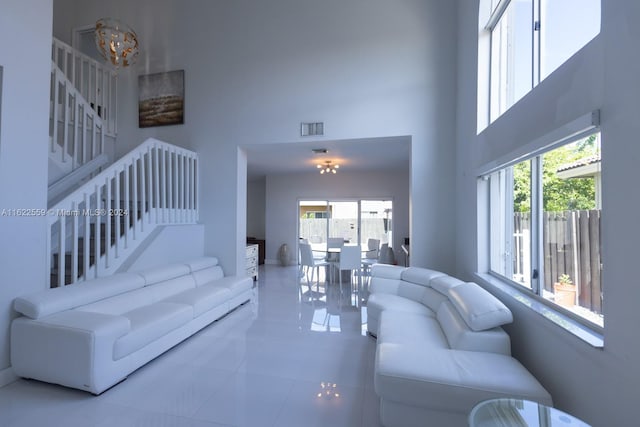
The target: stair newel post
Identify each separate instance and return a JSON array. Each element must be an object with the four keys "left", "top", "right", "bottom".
[
  {"left": 71, "top": 201, "right": 79, "bottom": 284},
  {"left": 83, "top": 192, "right": 90, "bottom": 281},
  {"left": 94, "top": 184, "right": 101, "bottom": 279},
  {"left": 132, "top": 154, "right": 138, "bottom": 239},
  {"left": 114, "top": 169, "right": 120, "bottom": 259},
  {"left": 139, "top": 151, "right": 146, "bottom": 233},
  {"left": 105, "top": 175, "right": 111, "bottom": 269}
]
